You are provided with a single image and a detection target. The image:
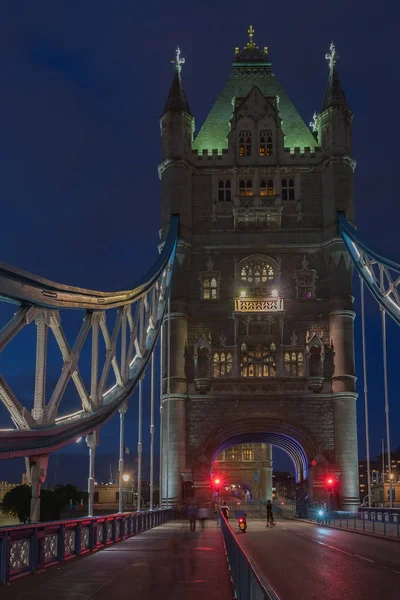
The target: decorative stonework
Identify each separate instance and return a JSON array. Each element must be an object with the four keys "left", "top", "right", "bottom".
[
  {"left": 9, "top": 539, "right": 30, "bottom": 571},
  {"left": 80, "top": 527, "right": 89, "bottom": 549},
  {"left": 64, "top": 530, "right": 75, "bottom": 554},
  {"left": 234, "top": 298, "right": 283, "bottom": 312},
  {"left": 44, "top": 534, "right": 58, "bottom": 562},
  {"left": 294, "top": 256, "right": 317, "bottom": 299}
]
